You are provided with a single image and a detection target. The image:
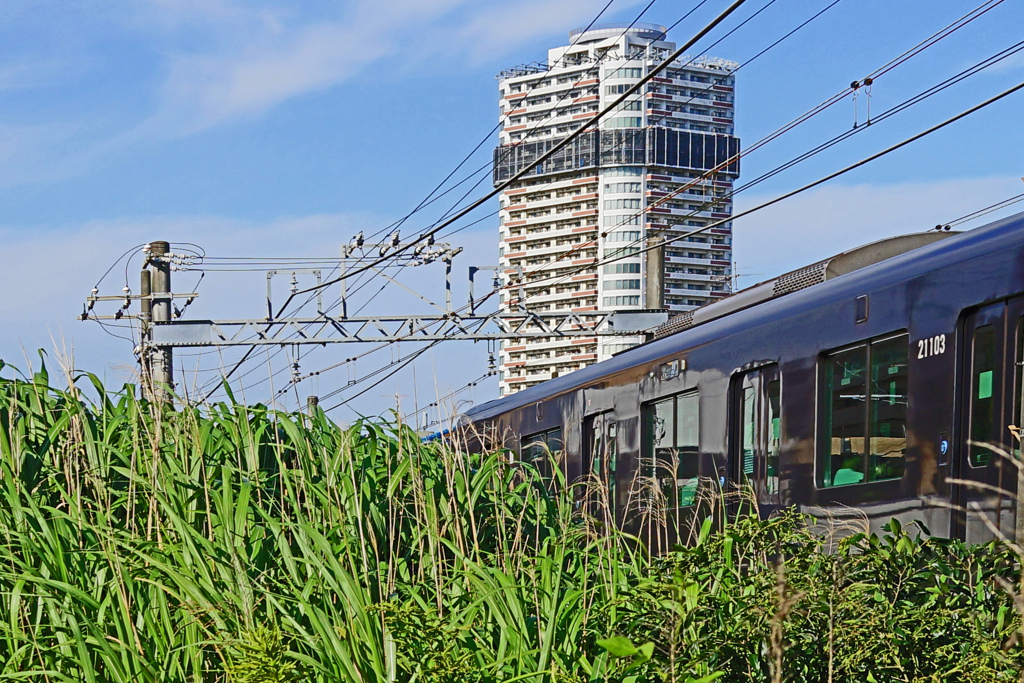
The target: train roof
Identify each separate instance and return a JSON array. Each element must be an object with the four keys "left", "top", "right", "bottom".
[{"left": 464, "top": 210, "right": 1024, "bottom": 423}]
